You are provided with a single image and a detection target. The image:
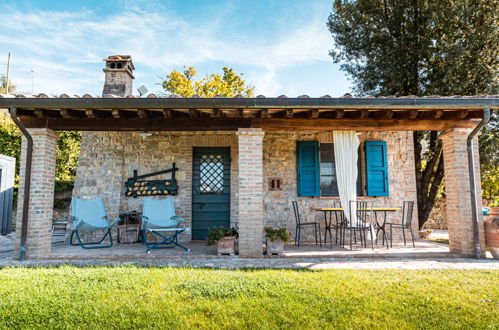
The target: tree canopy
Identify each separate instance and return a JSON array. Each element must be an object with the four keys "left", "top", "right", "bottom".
[
  {"left": 161, "top": 66, "right": 254, "bottom": 97},
  {"left": 0, "top": 75, "right": 16, "bottom": 94},
  {"left": 328, "top": 0, "right": 499, "bottom": 227},
  {"left": 328, "top": 0, "right": 499, "bottom": 96}
]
